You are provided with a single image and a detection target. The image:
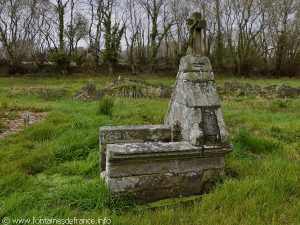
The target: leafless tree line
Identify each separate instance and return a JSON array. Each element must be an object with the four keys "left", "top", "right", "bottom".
[{"left": 0, "top": 0, "right": 299, "bottom": 76}]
